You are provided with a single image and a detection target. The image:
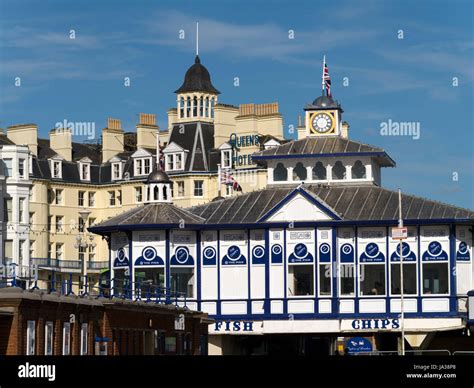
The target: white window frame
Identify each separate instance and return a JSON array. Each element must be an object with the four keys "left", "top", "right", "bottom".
[
  {"left": 287, "top": 263, "right": 315, "bottom": 297},
  {"left": 27, "top": 320, "right": 36, "bottom": 355},
  {"left": 176, "top": 181, "right": 185, "bottom": 198},
  {"left": 88, "top": 191, "right": 95, "bottom": 207},
  {"left": 193, "top": 180, "right": 204, "bottom": 197},
  {"left": 112, "top": 162, "right": 122, "bottom": 180},
  {"left": 221, "top": 150, "right": 232, "bottom": 169},
  {"left": 56, "top": 243, "right": 63, "bottom": 260},
  {"left": 109, "top": 191, "right": 116, "bottom": 206},
  {"left": 134, "top": 157, "right": 152, "bottom": 176},
  {"left": 165, "top": 152, "right": 185, "bottom": 172},
  {"left": 51, "top": 160, "right": 62, "bottom": 179},
  {"left": 55, "top": 189, "right": 63, "bottom": 205},
  {"left": 78, "top": 191, "right": 85, "bottom": 207},
  {"left": 56, "top": 216, "right": 63, "bottom": 233},
  {"left": 135, "top": 186, "right": 143, "bottom": 203},
  {"left": 80, "top": 323, "right": 88, "bottom": 355},
  {"left": 45, "top": 321, "right": 54, "bottom": 355},
  {"left": 62, "top": 322, "right": 71, "bottom": 355},
  {"left": 18, "top": 158, "right": 25, "bottom": 178},
  {"left": 80, "top": 162, "right": 90, "bottom": 181}
]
